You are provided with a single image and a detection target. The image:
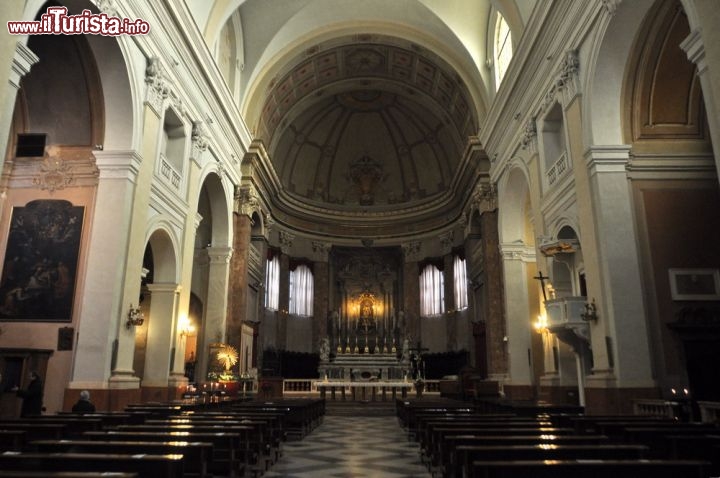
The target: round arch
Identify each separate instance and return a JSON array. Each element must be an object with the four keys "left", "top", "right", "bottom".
[
  {"left": 498, "top": 163, "right": 532, "bottom": 244},
  {"left": 145, "top": 223, "right": 180, "bottom": 284},
  {"left": 585, "top": 0, "right": 655, "bottom": 146},
  {"left": 197, "top": 170, "right": 232, "bottom": 248}
]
